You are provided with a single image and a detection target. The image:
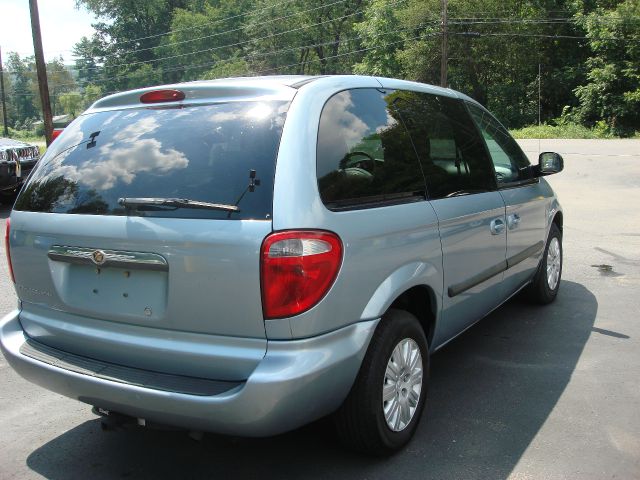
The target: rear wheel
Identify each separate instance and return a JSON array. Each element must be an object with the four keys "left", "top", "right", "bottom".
[
  {"left": 333, "top": 309, "right": 429, "bottom": 456},
  {"left": 527, "top": 223, "right": 562, "bottom": 304}
]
